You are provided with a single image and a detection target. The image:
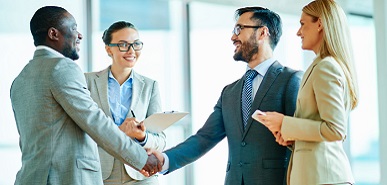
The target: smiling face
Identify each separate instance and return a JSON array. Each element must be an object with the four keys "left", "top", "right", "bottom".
[
  {"left": 297, "top": 12, "right": 323, "bottom": 53},
  {"left": 231, "top": 12, "right": 260, "bottom": 63},
  {"left": 58, "top": 12, "right": 82, "bottom": 60},
  {"left": 106, "top": 27, "right": 141, "bottom": 70}
]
